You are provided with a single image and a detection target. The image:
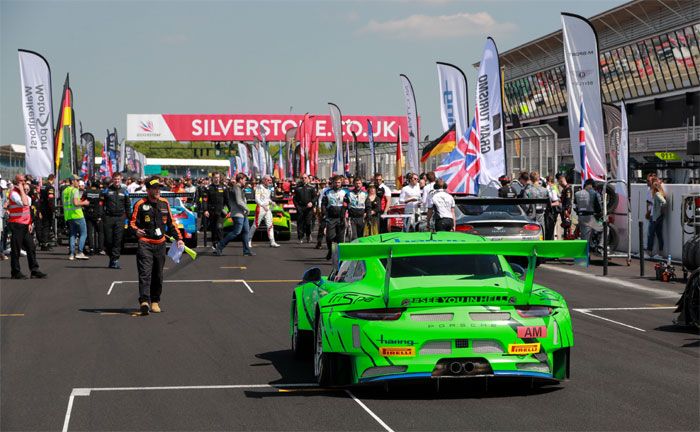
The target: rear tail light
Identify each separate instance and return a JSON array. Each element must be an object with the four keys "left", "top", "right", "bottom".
[
  {"left": 515, "top": 306, "right": 553, "bottom": 318},
  {"left": 694, "top": 197, "right": 700, "bottom": 207},
  {"left": 522, "top": 224, "right": 540, "bottom": 231},
  {"left": 174, "top": 213, "right": 187, "bottom": 219},
  {"left": 344, "top": 308, "right": 405, "bottom": 321},
  {"left": 455, "top": 225, "right": 474, "bottom": 232}
]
